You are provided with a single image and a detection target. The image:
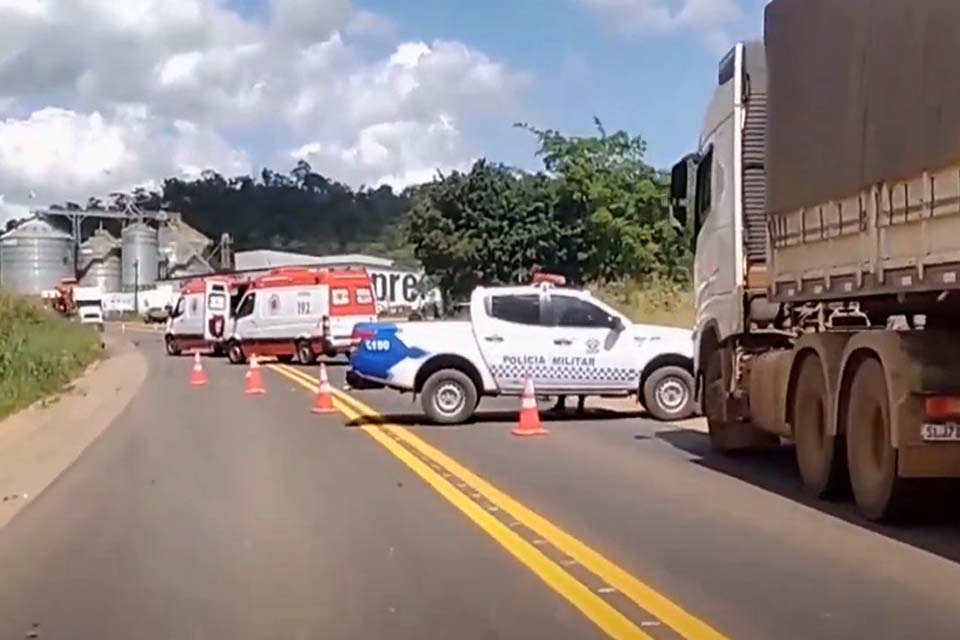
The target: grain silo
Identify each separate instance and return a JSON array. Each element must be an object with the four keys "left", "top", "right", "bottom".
[
  {"left": 121, "top": 222, "right": 159, "bottom": 290},
  {"left": 0, "top": 219, "right": 74, "bottom": 295},
  {"left": 78, "top": 228, "right": 121, "bottom": 292}
]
